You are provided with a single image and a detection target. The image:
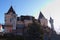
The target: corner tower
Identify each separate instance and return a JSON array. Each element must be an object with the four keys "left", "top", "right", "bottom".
[
  {"left": 38, "top": 12, "right": 45, "bottom": 20},
  {"left": 38, "top": 11, "right": 48, "bottom": 26},
  {"left": 5, "top": 6, "right": 17, "bottom": 30}
]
